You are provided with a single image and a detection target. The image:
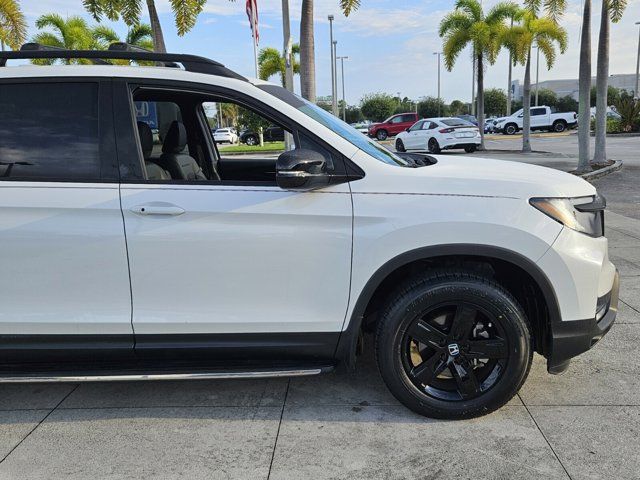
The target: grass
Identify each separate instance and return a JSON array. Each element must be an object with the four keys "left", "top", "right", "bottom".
[{"left": 218, "top": 141, "right": 285, "bottom": 153}]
